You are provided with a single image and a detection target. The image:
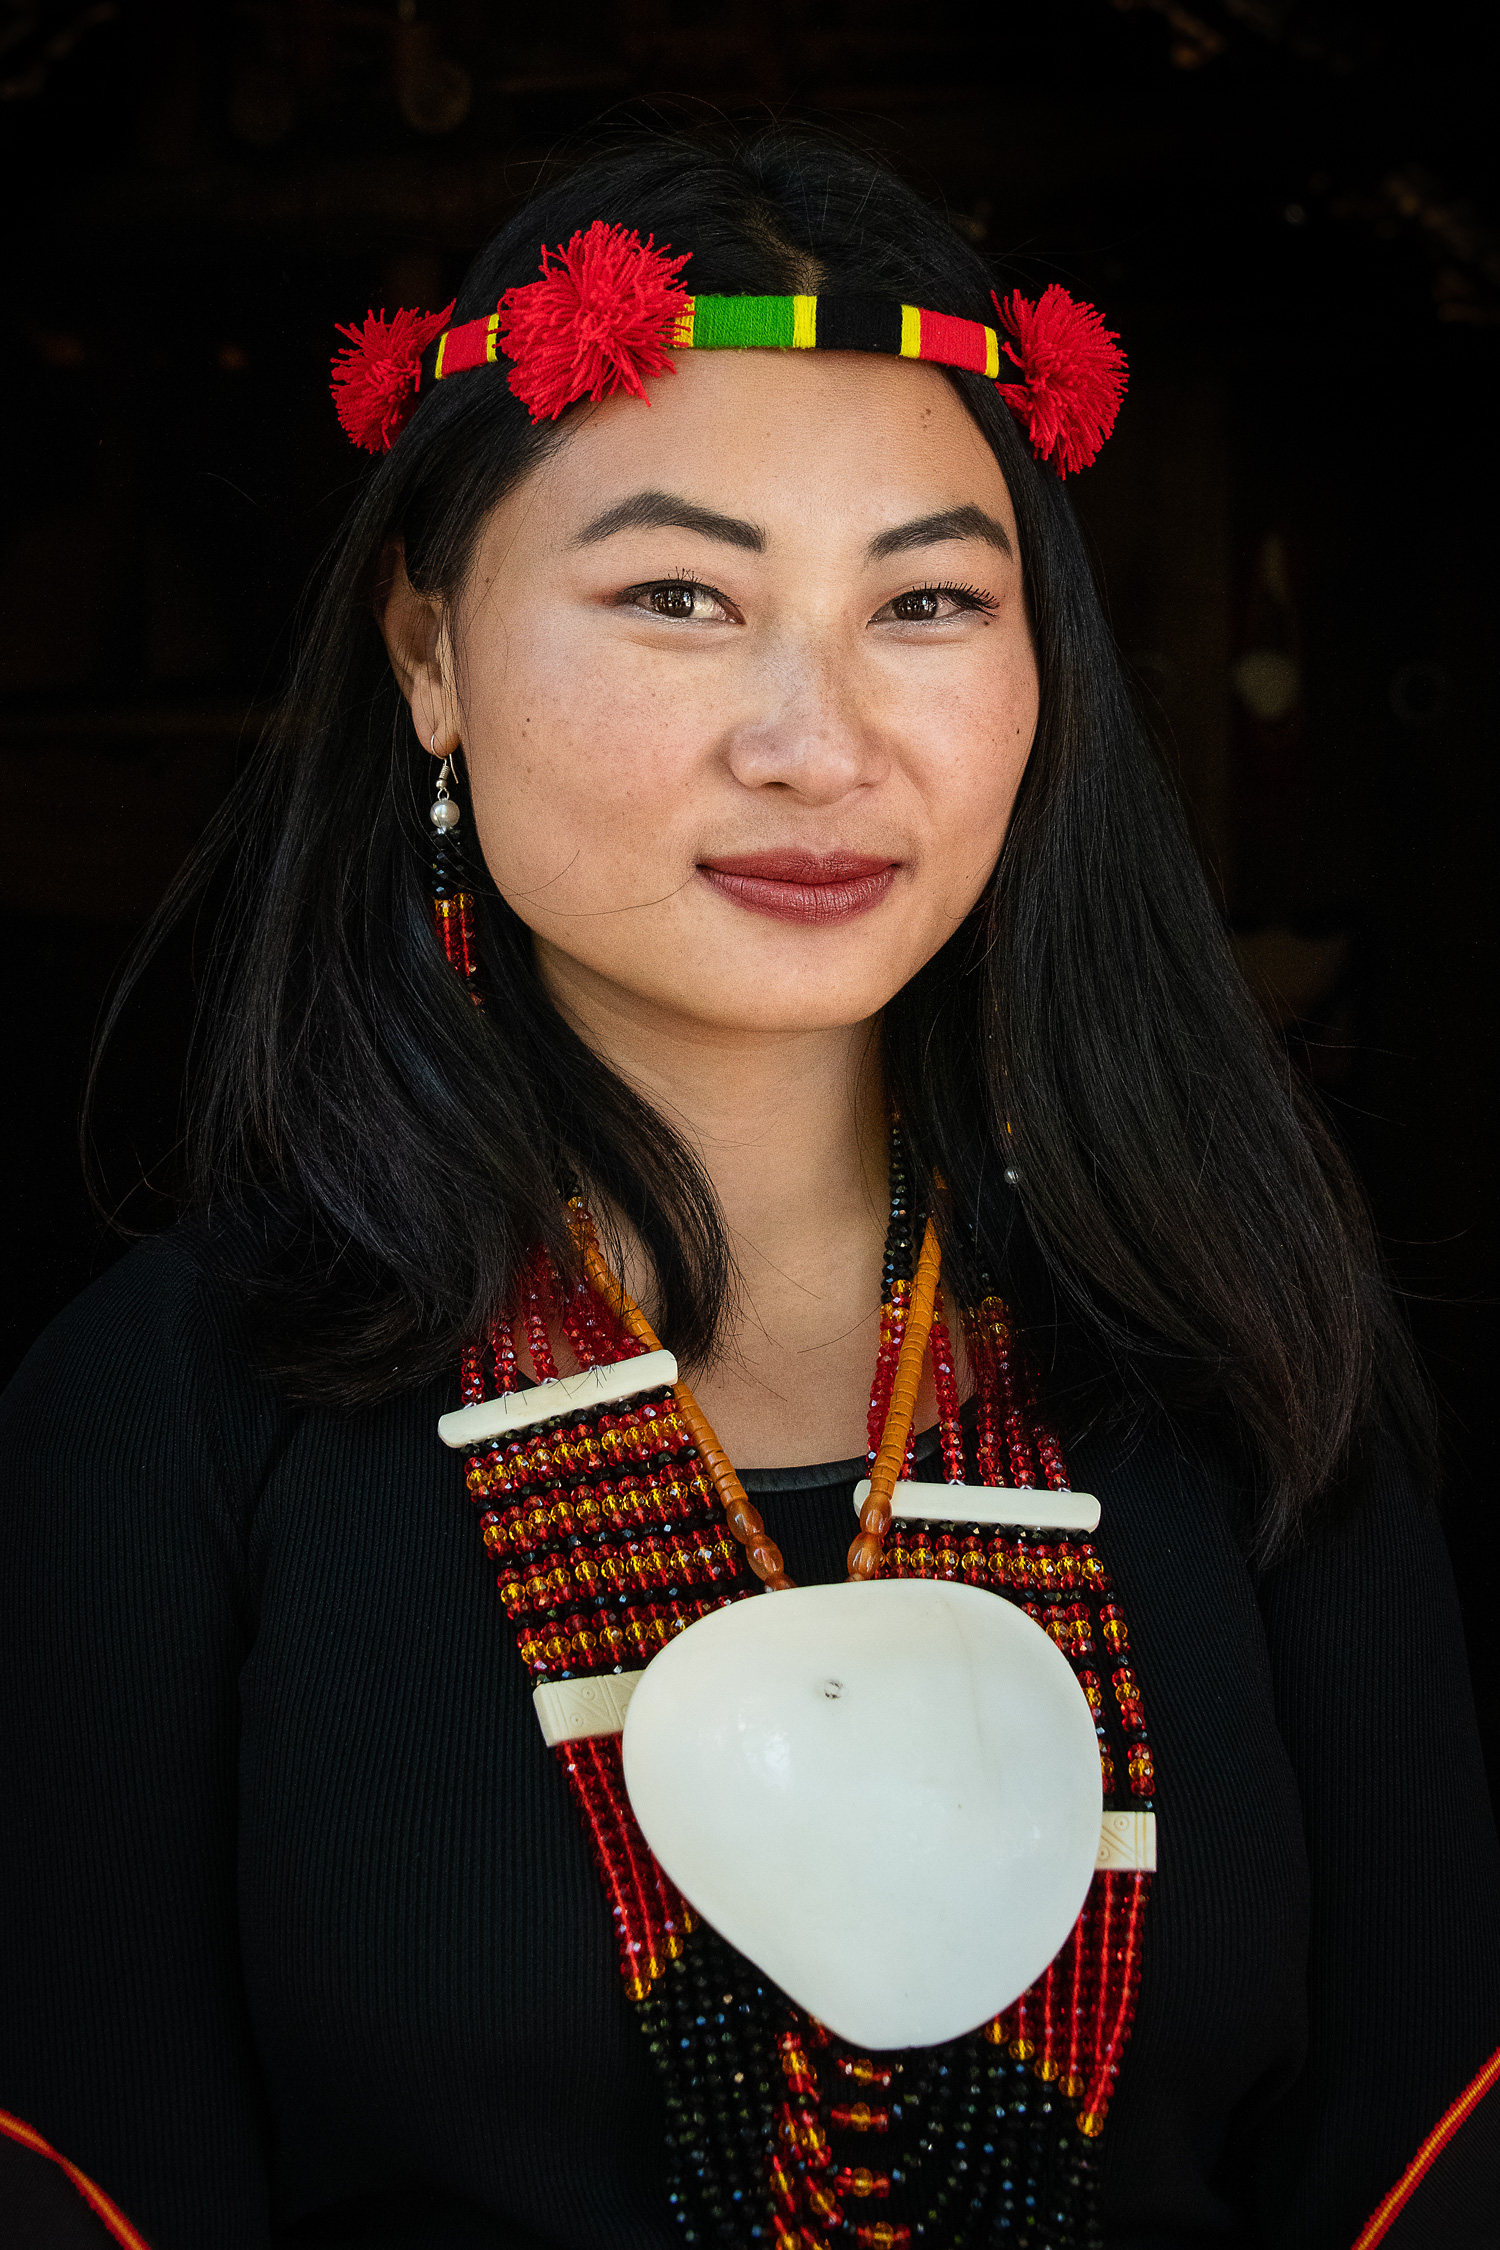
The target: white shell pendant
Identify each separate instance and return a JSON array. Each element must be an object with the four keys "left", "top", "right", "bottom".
[{"left": 622, "top": 1578, "right": 1103, "bottom": 2051}]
